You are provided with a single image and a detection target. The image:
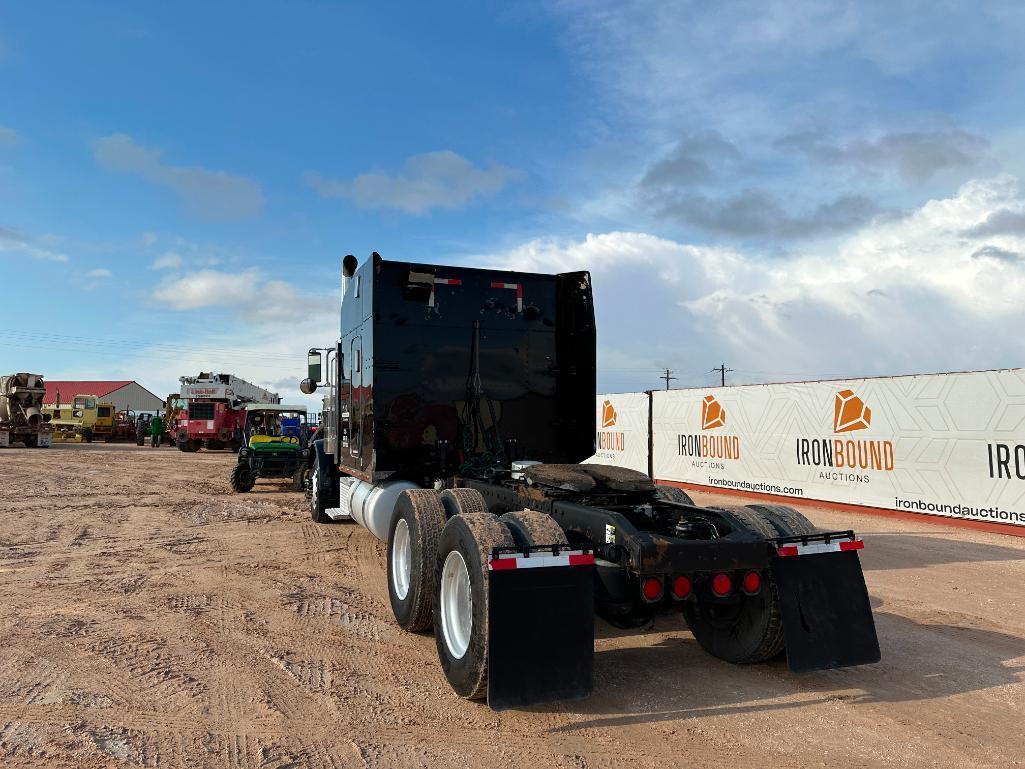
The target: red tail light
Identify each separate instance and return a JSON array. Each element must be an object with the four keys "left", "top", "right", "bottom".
[
  {"left": 711, "top": 573, "right": 732, "bottom": 596},
  {"left": 641, "top": 576, "right": 664, "bottom": 602},
  {"left": 743, "top": 571, "right": 762, "bottom": 594},
  {"left": 671, "top": 575, "right": 692, "bottom": 600}
]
